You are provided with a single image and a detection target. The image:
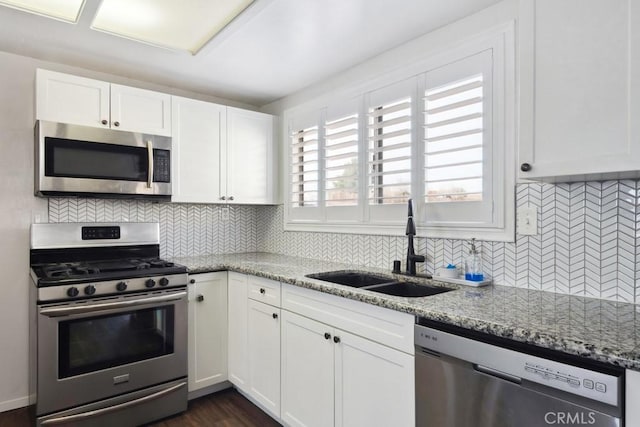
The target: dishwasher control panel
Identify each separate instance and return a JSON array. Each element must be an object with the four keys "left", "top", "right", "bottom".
[{"left": 521, "top": 360, "right": 615, "bottom": 404}]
